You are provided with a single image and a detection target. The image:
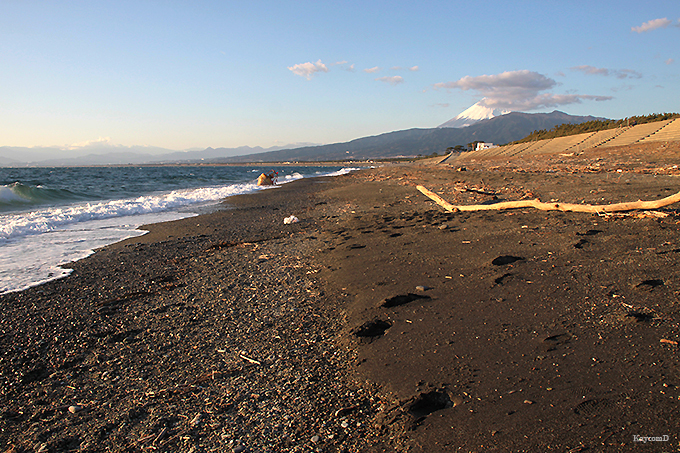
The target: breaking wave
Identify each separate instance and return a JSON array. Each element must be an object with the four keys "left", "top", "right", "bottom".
[
  {"left": 0, "top": 182, "right": 86, "bottom": 209},
  {"left": 0, "top": 182, "right": 260, "bottom": 241}
]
